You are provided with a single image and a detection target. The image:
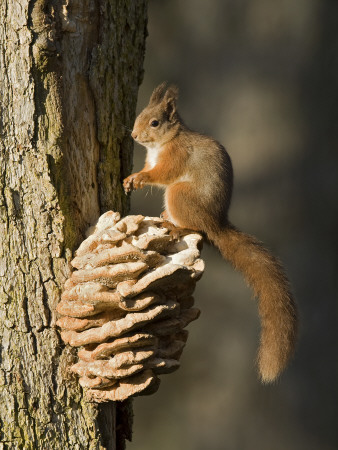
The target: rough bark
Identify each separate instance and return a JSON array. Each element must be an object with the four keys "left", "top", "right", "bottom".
[{"left": 0, "top": 1, "right": 147, "bottom": 448}]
